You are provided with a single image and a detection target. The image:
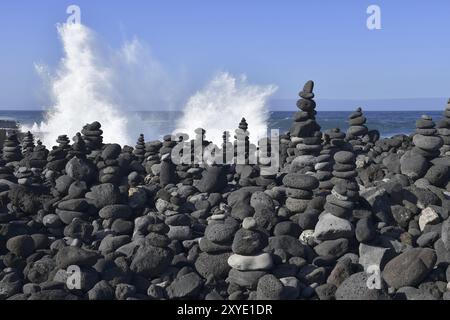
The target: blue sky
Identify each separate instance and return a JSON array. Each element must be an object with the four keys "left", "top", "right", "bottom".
[{"left": 0, "top": 0, "right": 450, "bottom": 109}]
